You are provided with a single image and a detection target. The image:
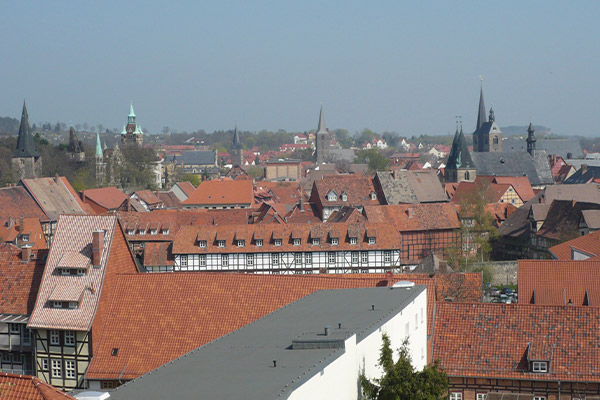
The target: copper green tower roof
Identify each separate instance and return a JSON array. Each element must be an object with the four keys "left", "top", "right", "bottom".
[{"left": 14, "top": 101, "right": 39, "bottom": 158}]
